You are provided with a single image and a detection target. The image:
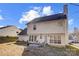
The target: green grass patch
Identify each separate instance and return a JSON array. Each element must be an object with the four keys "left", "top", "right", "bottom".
[
  {"left": 47, "top": 45, "right": 79, "bottom": 56},
  {"left": 0, "top": 36, "right": 17, "bottom": 43},
  {"left": 66, "top": 45, "right": 79, "bottom": 55}
]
